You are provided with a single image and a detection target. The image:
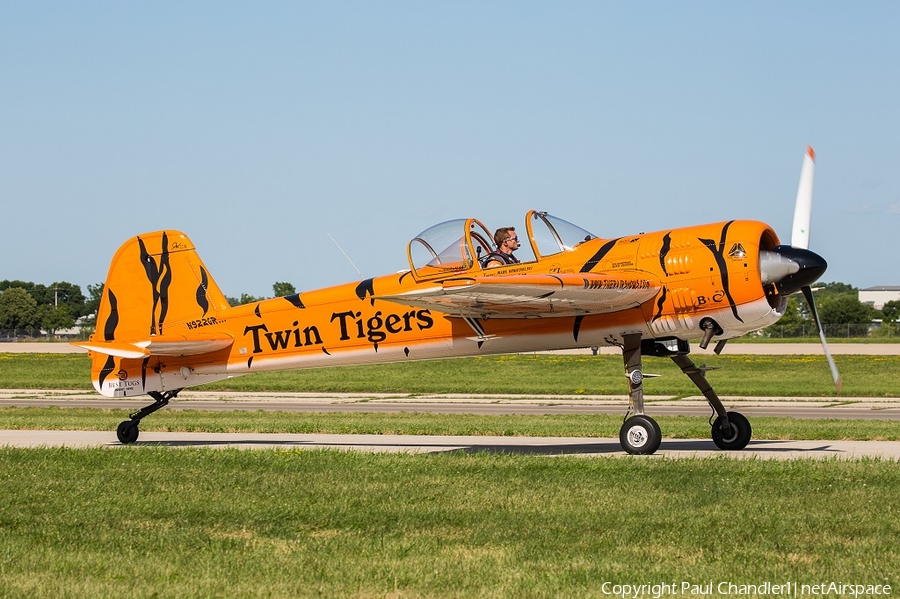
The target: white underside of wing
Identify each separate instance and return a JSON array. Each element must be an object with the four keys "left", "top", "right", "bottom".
[{"left": 378, "top": 272, "right": 661, "bottom": 319}]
